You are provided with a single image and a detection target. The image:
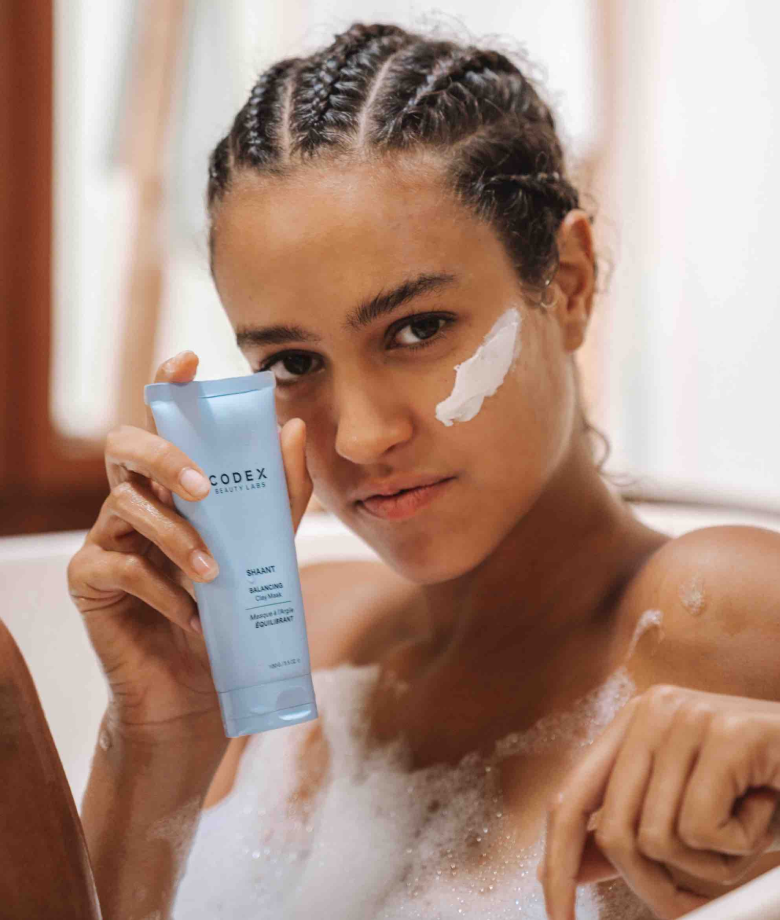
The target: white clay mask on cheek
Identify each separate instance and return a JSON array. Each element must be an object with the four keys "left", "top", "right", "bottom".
[{"left": 435, "top": 307, "right": 522, "bottom": 427}]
